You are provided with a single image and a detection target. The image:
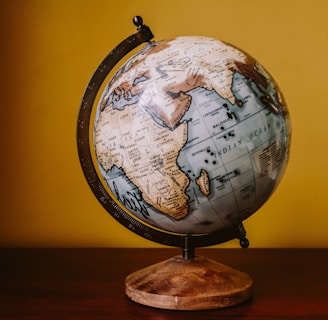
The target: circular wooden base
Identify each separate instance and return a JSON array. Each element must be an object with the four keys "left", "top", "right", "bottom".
[{"left": 125, "top": 255, "right": 253, "bottom": 310}]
